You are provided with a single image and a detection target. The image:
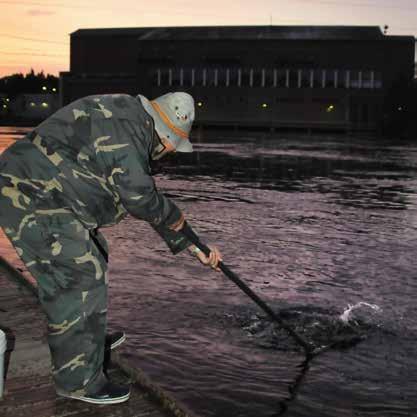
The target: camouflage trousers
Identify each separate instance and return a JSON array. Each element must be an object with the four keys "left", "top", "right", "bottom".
[{"left": 0, "top": 139, "right": 109, "bottom": 395}]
